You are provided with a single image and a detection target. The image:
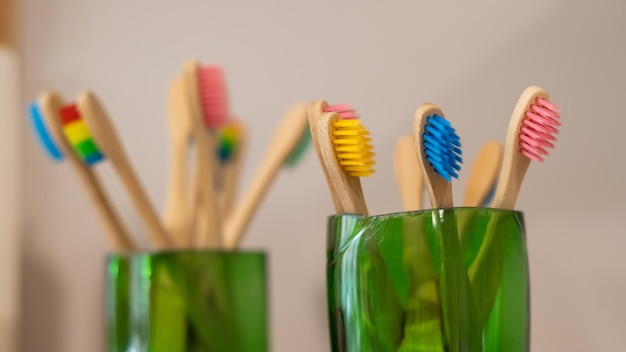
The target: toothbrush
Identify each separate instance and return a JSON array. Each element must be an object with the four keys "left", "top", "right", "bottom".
[
  {"left": 468, "top": 86, "right": 560, "bottom": 326},
  {"left": 222, "top": 102, "right": 310, "bottom": 249},
  {"left": 393, "top": 134, "right": 423, "bottom": 211},
  {"left": 413, "top": 103, "right": 480, "bottom": 351},
  {"left": 463, "top": 140, "right": 502, "bottom": 207},
  {"left": 308, "top": 101, "right": 375, "bottom": 215},
  {"left": 77, "top": 92, "right": 172, "bottom": 249},
  {"left": 216, "top": 119, "right": 246, "bottom": 218},
  {"left": 183, "top": 59, "right": 223, "bottom": 248},
  {"left": 27, "top": 92, "right": 137, "bottom": 252},
  {"left": 490, "top": 85, "right": 560, "bottom": 209},
  {"left": 163, "top": 75, "right": 194, "bottom": 247},
  {"left": 457, "top": 140, "right": 502, "bottom": 280}
]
